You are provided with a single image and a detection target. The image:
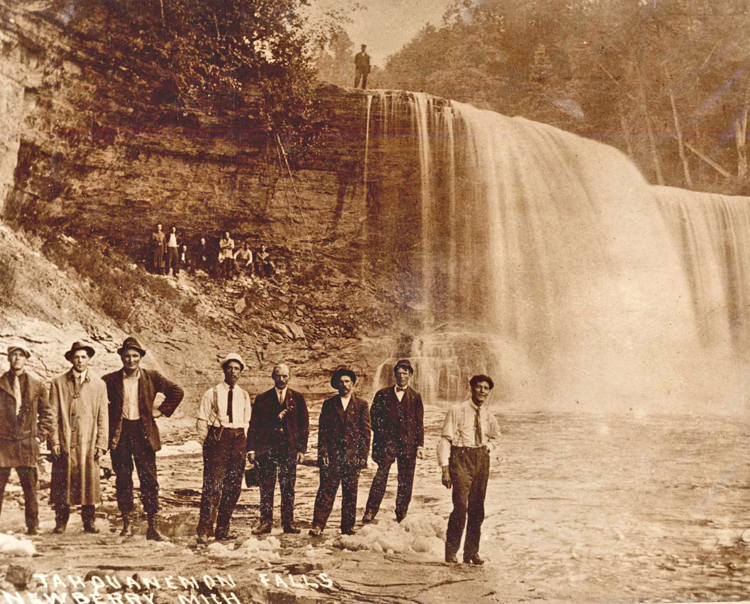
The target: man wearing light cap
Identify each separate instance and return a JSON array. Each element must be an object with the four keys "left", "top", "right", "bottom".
[
  {"left": 0, "top": 345, "right": 51, "bottom": 534},
  {"left": 438, "top": 374, "right": 500, "bottom": 565},
  {"left": 247, "top": 363, "right": 309, "bottom": 535},
  {"left": 309, "top": 367, "right": 371, "bottom": 537},
  {"left": 195, "top": 353, "right": 253, "bottom": 544},
  {"left": 363, "top": 359, "right": 424, "bottom": 524},
  {"left": 48, "top": 341, "right": 108, "bottom": 534},
  {"left": 103, "top": 337, "right": 184, "bottom": 540}
]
